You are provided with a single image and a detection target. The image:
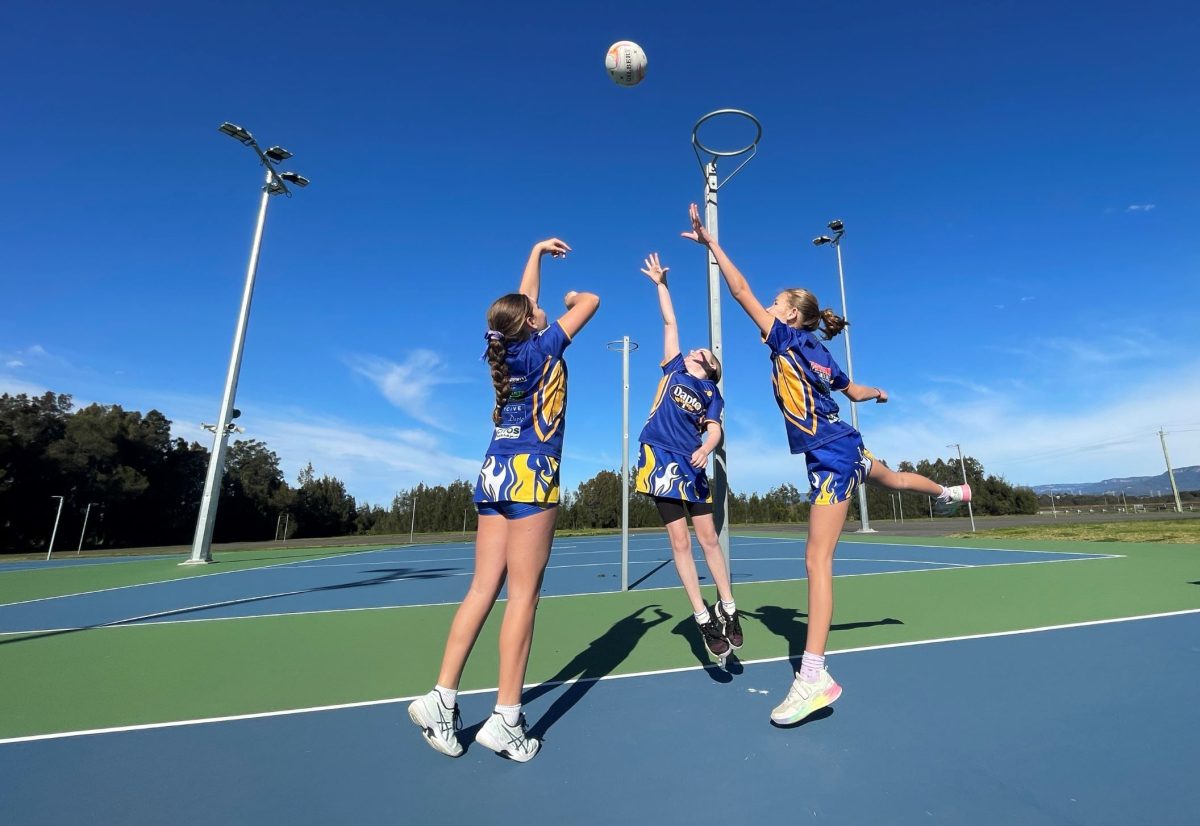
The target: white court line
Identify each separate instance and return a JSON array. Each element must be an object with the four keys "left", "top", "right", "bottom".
[
  {"left": 0, "top": 551, "right": 1121, "bottom": 638},
  {"left": 3, "top": 607, "right": 1195, "bottom": 746}
]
